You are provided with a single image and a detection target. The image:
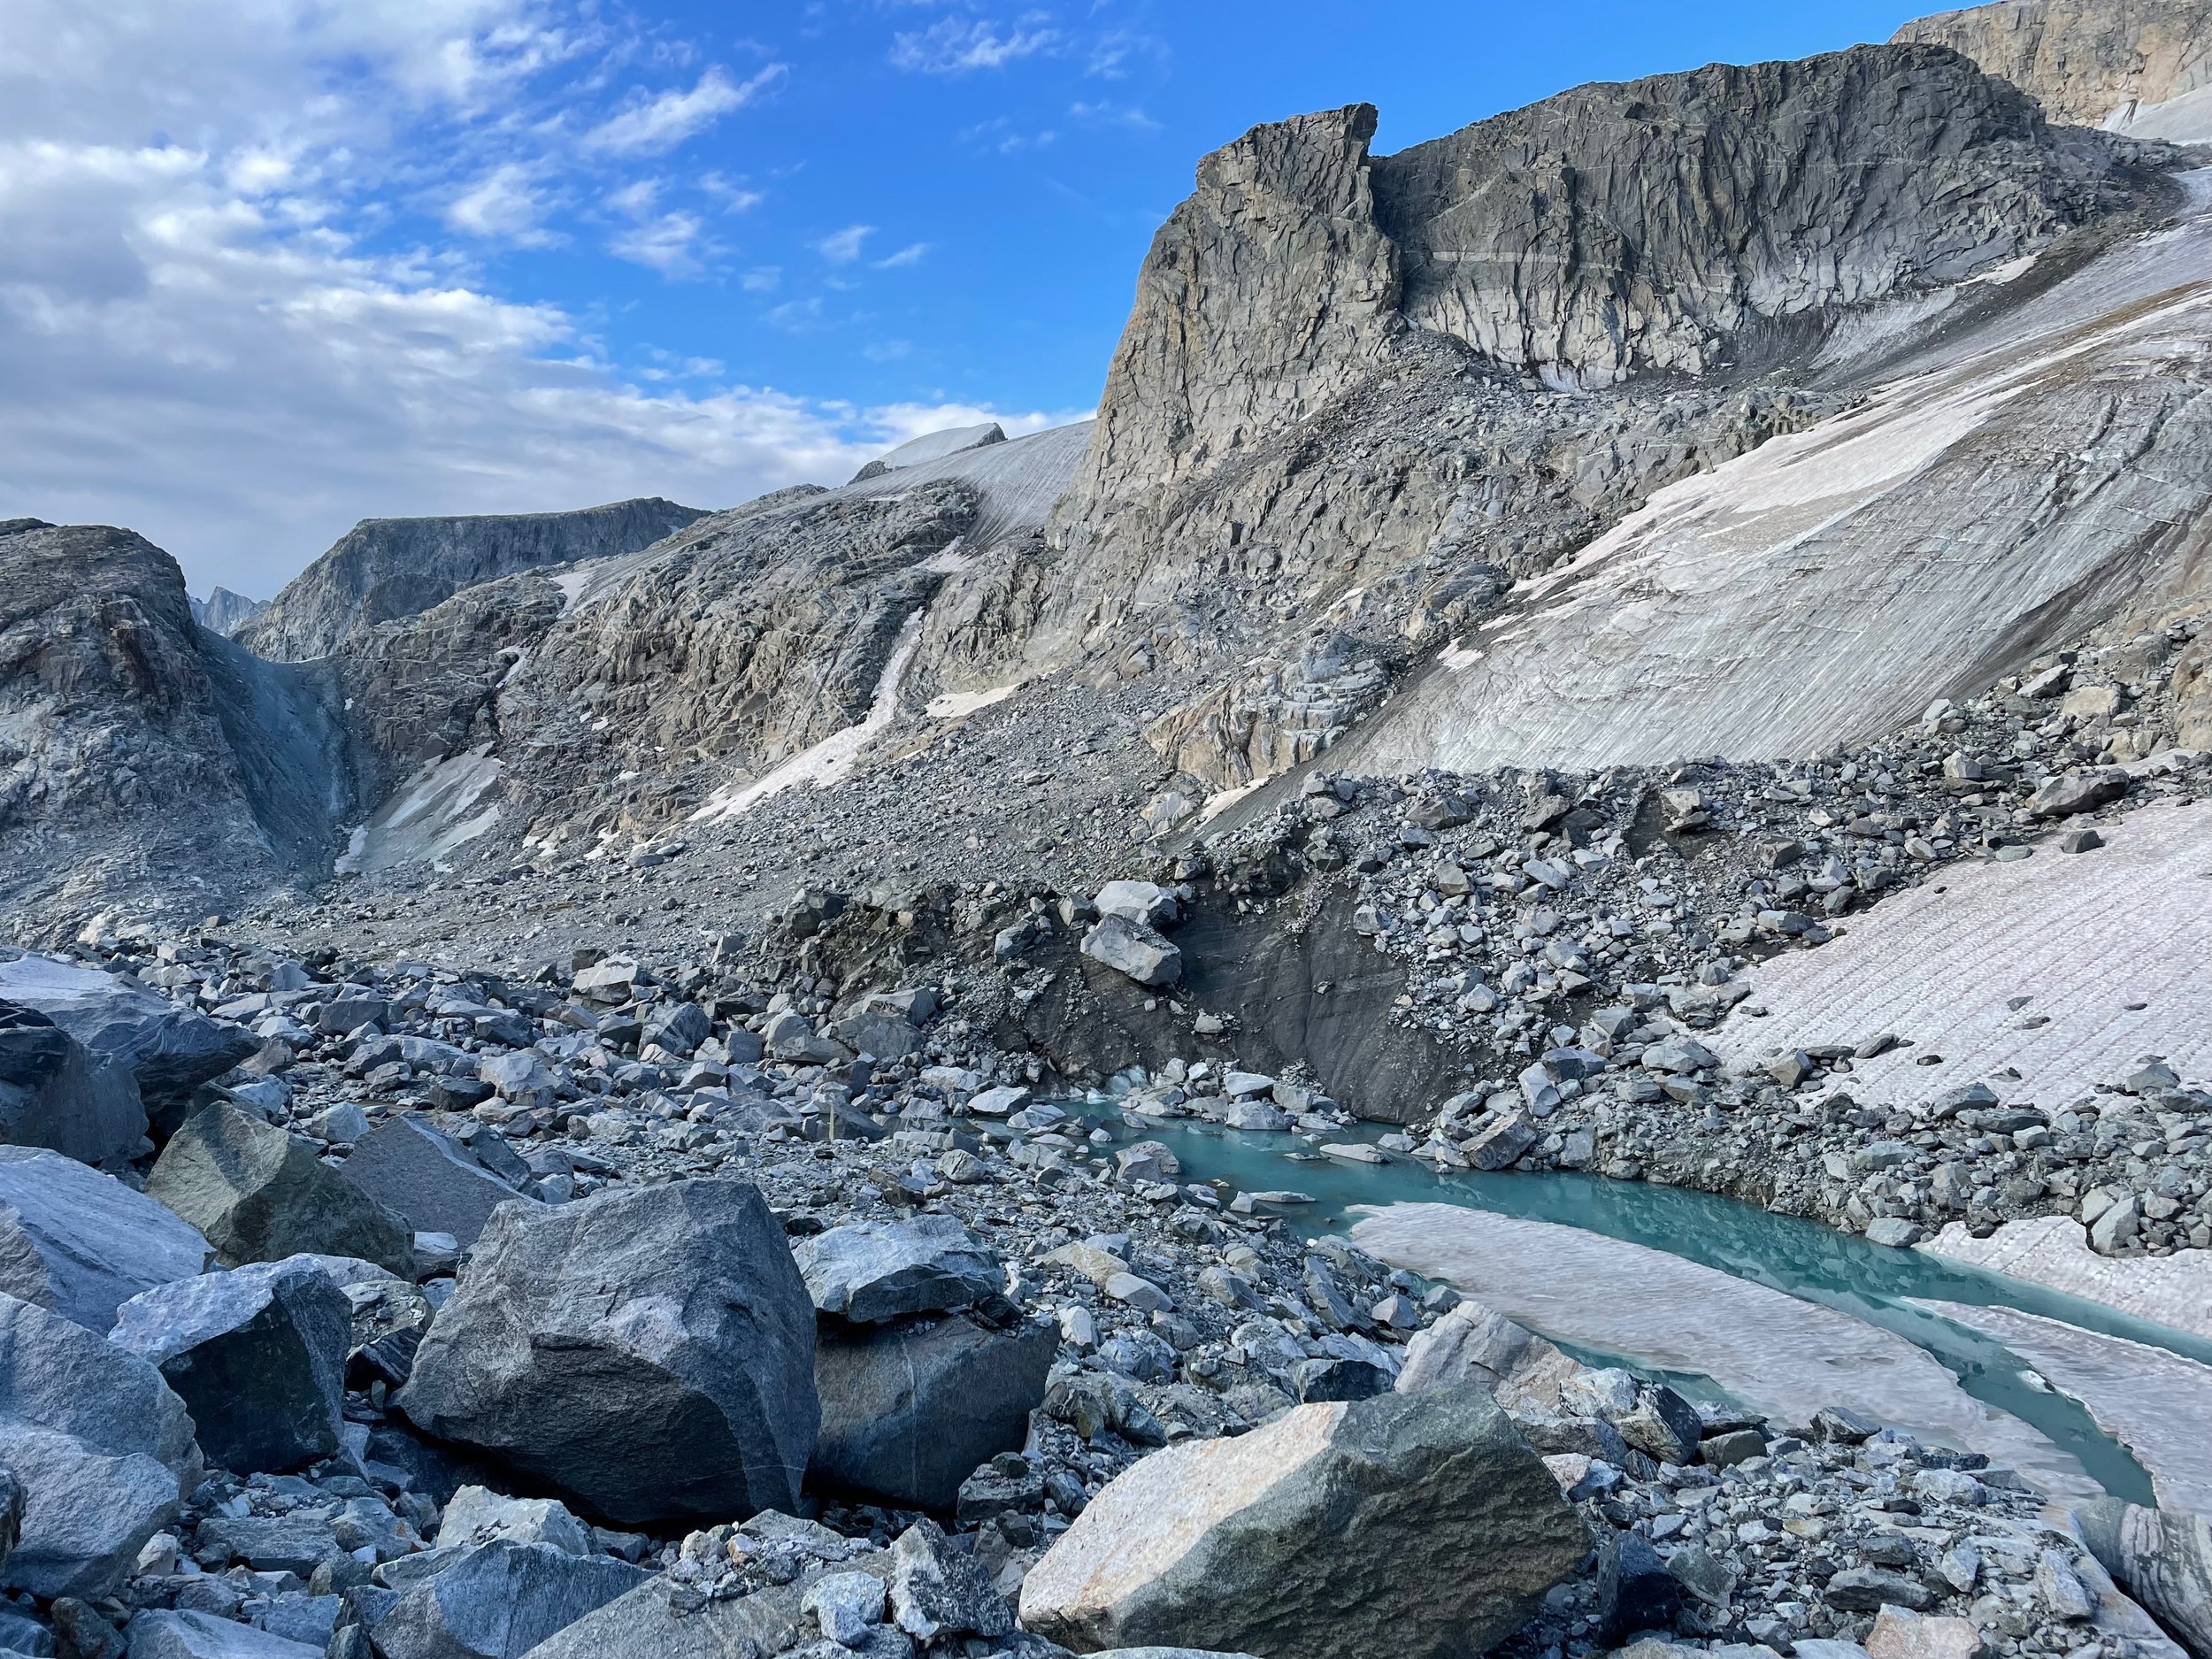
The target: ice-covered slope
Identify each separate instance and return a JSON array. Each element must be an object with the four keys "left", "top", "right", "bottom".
[{"left": 1339, "top": 173, "right": 2212, "bottom": 776}]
